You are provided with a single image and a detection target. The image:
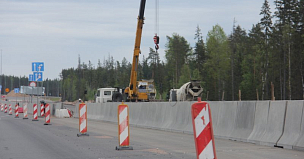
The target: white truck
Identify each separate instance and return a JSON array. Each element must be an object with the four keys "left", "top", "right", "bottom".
[{"left": 95, "top": 88, "right": 123, "bottom": 103}]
